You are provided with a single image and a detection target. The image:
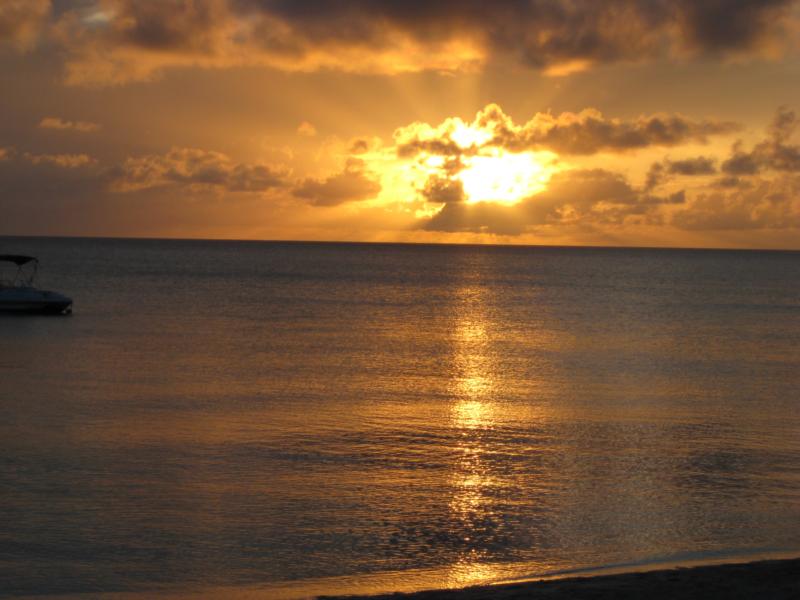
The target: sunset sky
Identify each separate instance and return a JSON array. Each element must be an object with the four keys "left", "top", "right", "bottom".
[{"left": 2, "top": 0, "right": 800, "bottom": 248}]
